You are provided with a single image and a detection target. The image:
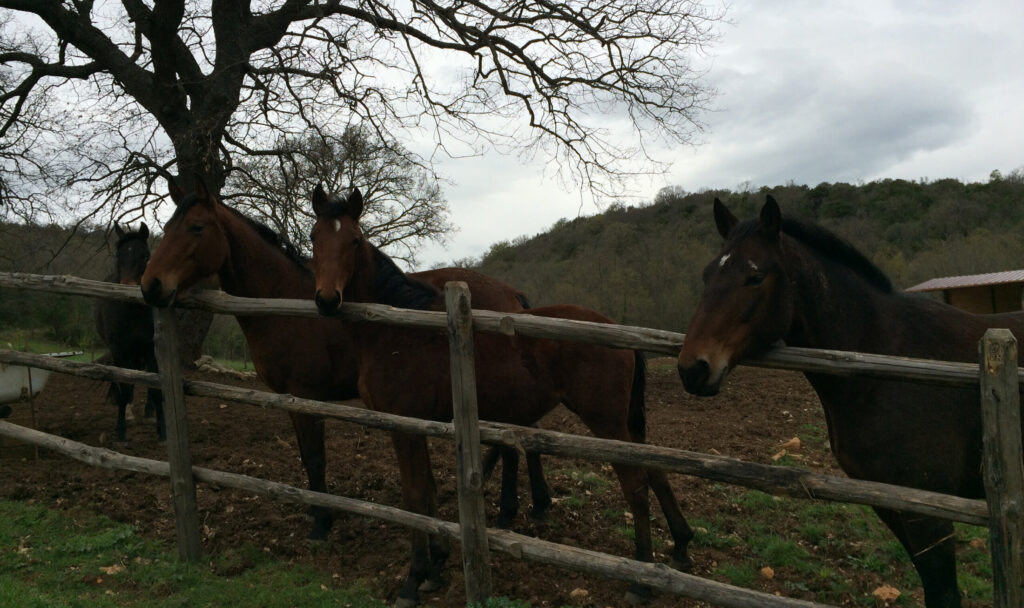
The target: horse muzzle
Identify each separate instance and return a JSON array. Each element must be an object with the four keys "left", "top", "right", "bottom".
[
  {"left": 314, "top": 289, "right": 342, "bottom": 316},
  {"left": 677, "top": 359, "right": 723, "bottom": 396},
  {"left": 141, "top": 278, "right": 176, "bottom": 307}
]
